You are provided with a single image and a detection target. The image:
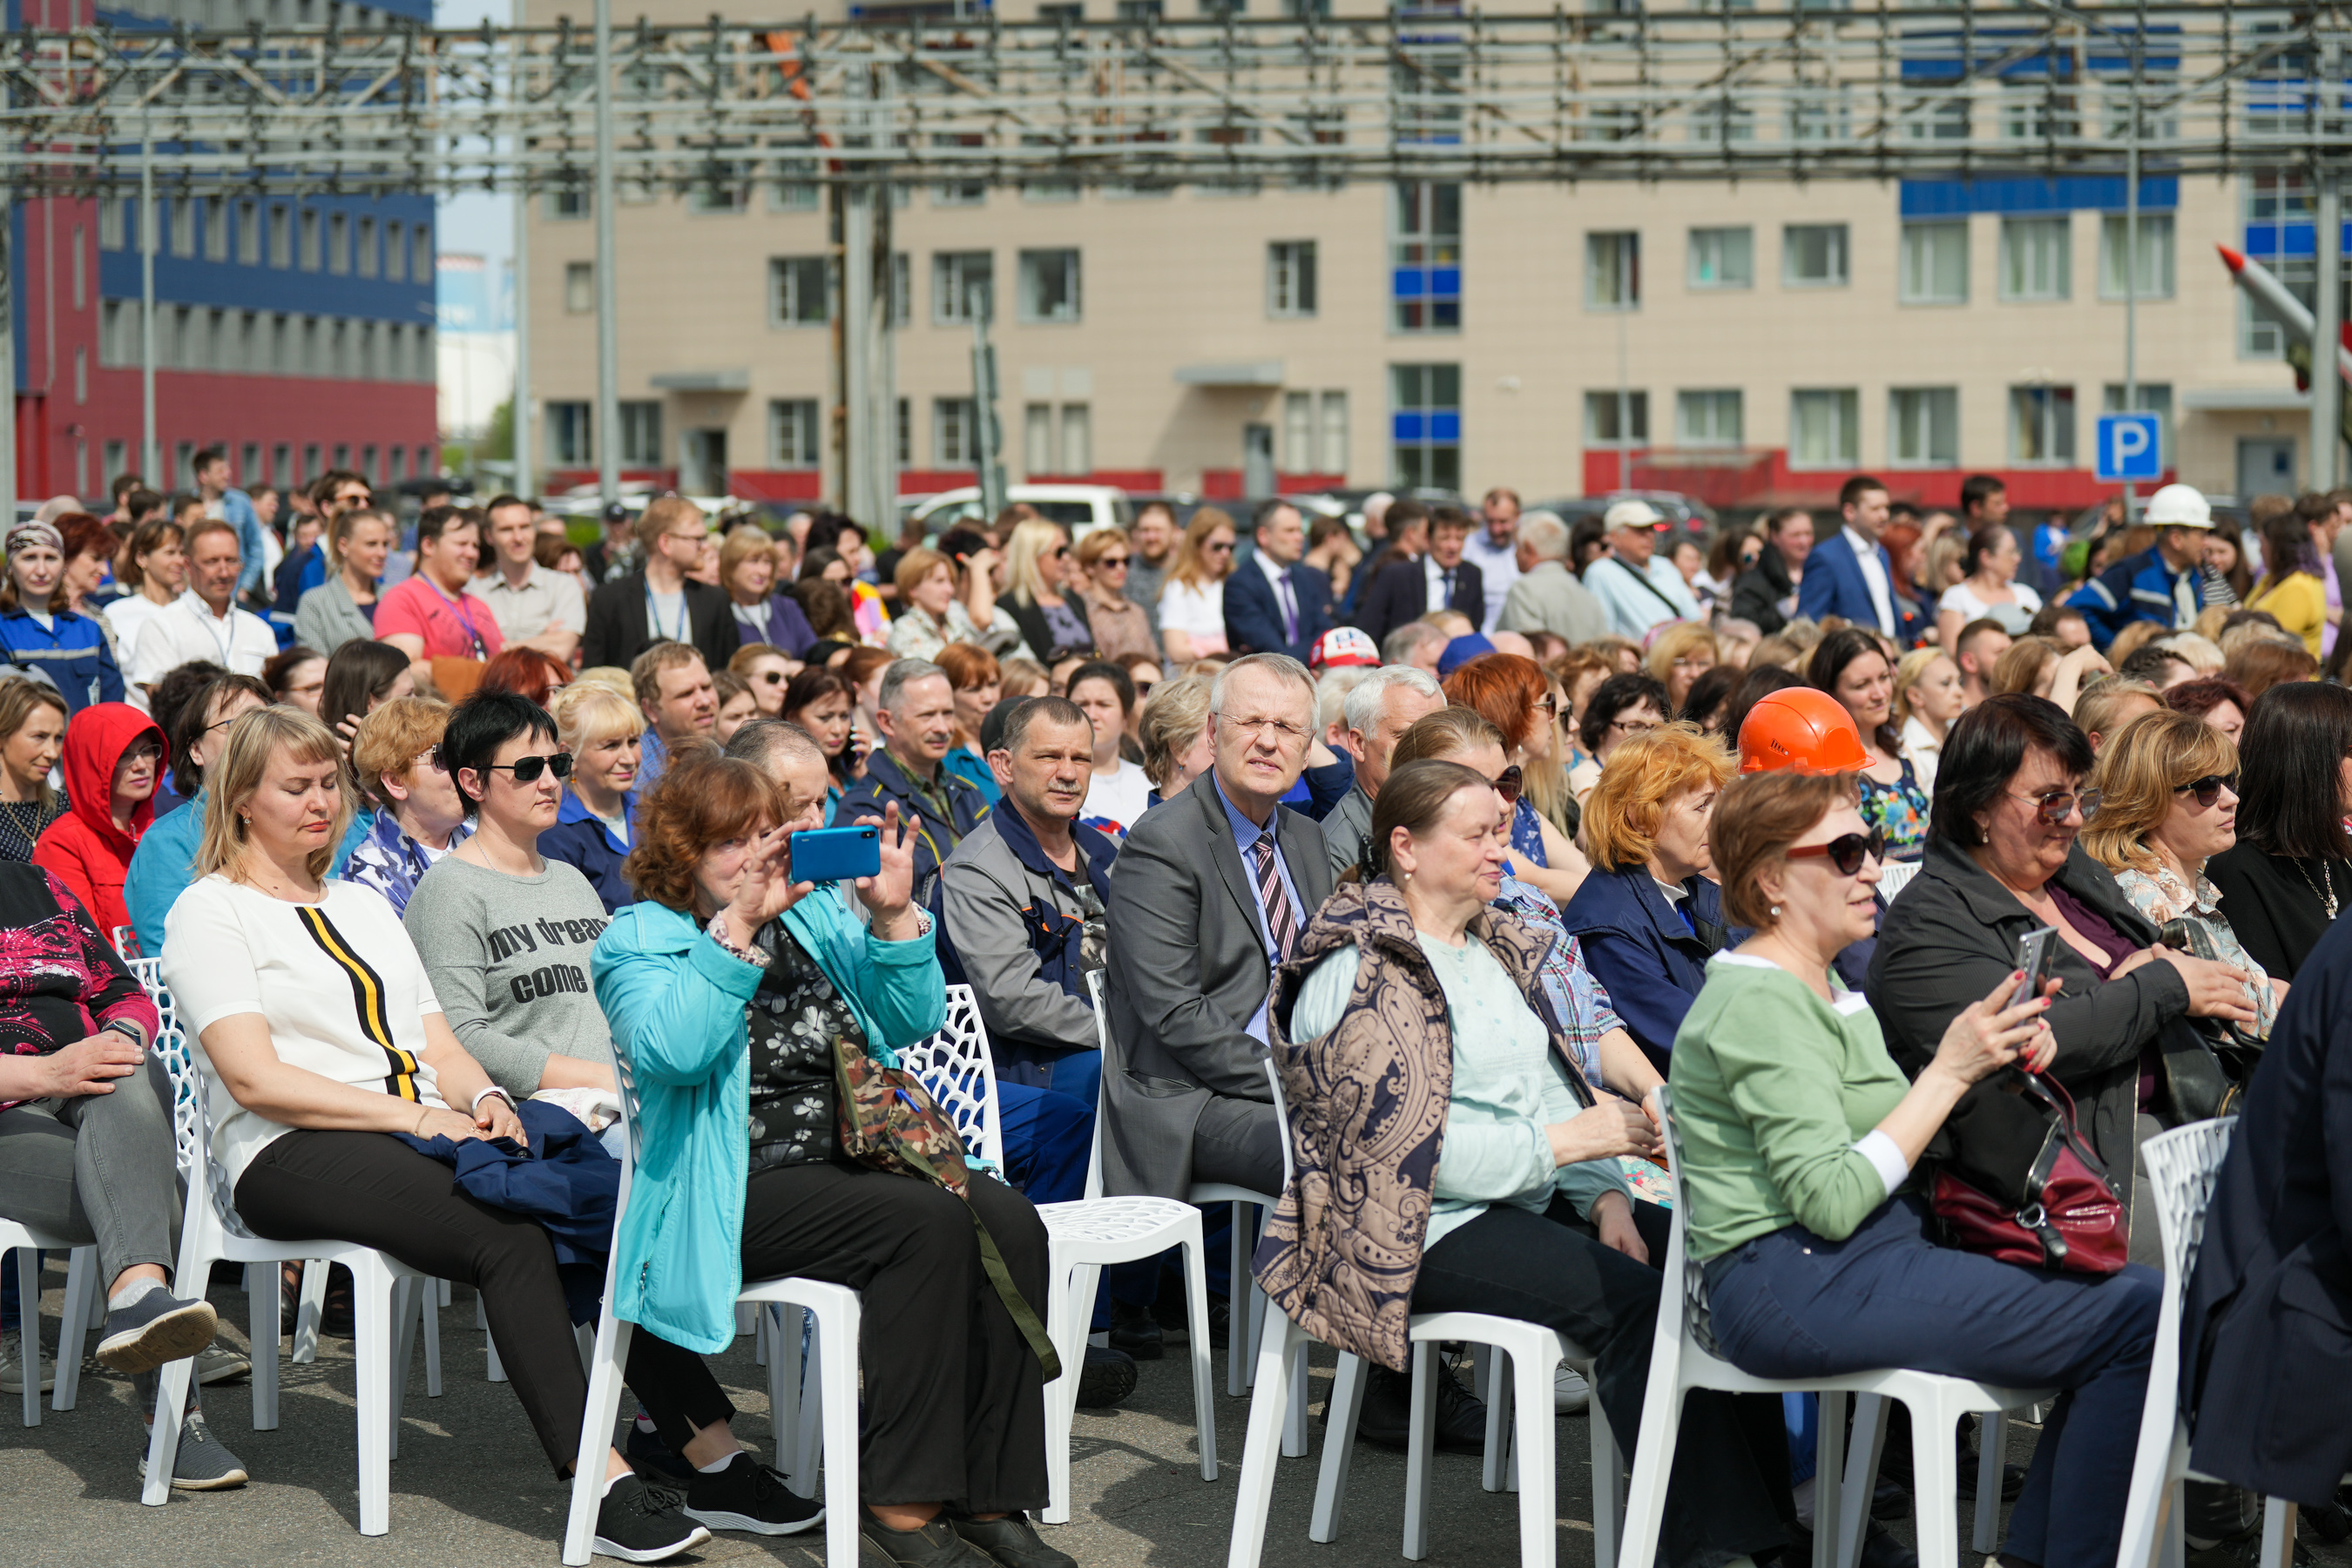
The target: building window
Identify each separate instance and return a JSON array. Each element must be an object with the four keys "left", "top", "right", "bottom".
[
  {"left": 933, "top": 133, "right": 986, "bottom": 207},
  {"left": 770, "top": 257, "right": 829, "bottom": 326},
  {"left": 300, "top": 210, "right": 321, "bottom": 271},
  {"left": 412, "top": 227, "right": 432, "bottom": 284},
  {"left": 1393, "top": 182, "right": 1463, "bottom": 332},
  {"left": 1783, "top": 224, "right": 1848, "bottom": 287},
  {"left": 548, "top": 402, "right": 592, "bottom": 466},
  {"left": 100, "top": 301, "right": 125, "bottom": 368},
  {"left": 1020, "top": 136, "right": 1080, "bottom": 204},
  {"left": 1282, "top": 392, "right": 1316, "bottom": 473},
  {"left": 1389, "top": 363, "right": 1460, "bottom": 490},
  {"left": 269, "top": 207, "right": 291, "bottom": 268},
  {"left": 237, "top": 203, "right": 260, "bottom": 266},
  {"left": 2000, "top": 217, "right": 2072, "bottom": 301},
  {"left": 896, "top": 399, "right": 912, "bottom": 467},
  {"left": 1889, "top": 387, "right": 1960, "bottom": 467},
  {"left": 1586, "top": 231, "right": 1639, "bottom": 310},
  {"left": 547, "top": 191, "right": 589, "bottom": 220},
  {"left": 386, "top": 221, "right": 406, "bottom": 281},
  {"left": 1018, "top": 249, "right": 1083, "bottom": 323},
  {"left": 935, "top": 398, "right": 979, "bottom": 465},
  {"left": 618, "top": 402, "right": 664, "bottom": 468},
  {"left": 772, "top": 156, "right": 821, "bottom": 213},
  {"left": 73, "top": 346, "right": 85, "bottom": 405},
  {"left": 1898, "top": 220, "right": 1969, "bottom": 305},
  {"left": 1585, "top": 389, "right": 1650, "bottom": 447},
  {"left": 687, "top": 166, "right": 748, "bottom": 213},
  {"left": 1275, "top": 392, "right": 1347, "bottom": 475},
  {"left": 2009, "top": 384, "right": 2077, "bottom": 466},
  {"left": 1058, "top": 404, "right": 1091, "bottom": 474},
  {"left": 100, "top": 199, "right": 125, "bottom": 251},
  {"left": 272, "top": 443, "right": 291, "bottom": 488},
  {"left": 2243, "top": 173, "right": 2315, "bottom": 357},
  {"left": 564, "top": 261, "right": 594, "bottom": 314},
  {"left": 934, "top": 252, "right": 994, "bottom": 324},
  {"left": 1319, "top": 390, "right": 1348, "bottom": 475},
  {"left": 1023, "top": 404, "right": 1054, "bottom": 475},
  {"left": 1789, "top": 389, "right": 1860, "bottom": 470},
  {"left": 2099, "top": 213, "right": 2175, "bottom": 300},
  {"left": 771, "top": 399, "right": 822, "bottom": 467},
  {"left": 2101, "top": 382, "right": 2174, "bottom": 467},
  {"left": 1676, "top": 389, "right": 1743, "bottom": 448},
  {"left": 105, "top": 441, "right": 126, "bottom": 485},
  {"left": 356, "top": 217, "right": 377, "bottom": 277},
  {"left": 70, "top": 226, "right": 84, "bottom": 312},
  {"left": 1687, "top": 226, "right": 1753, "bottom": 289},
  {"left": 1268, "top": 241, "right": 1318, "bottom": 318},
  {"left": 328, "top": 213, "right": 349, "bottom": 274},
  {"left": 362, "top": 445, "right": 379, "bottom": 488}
]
